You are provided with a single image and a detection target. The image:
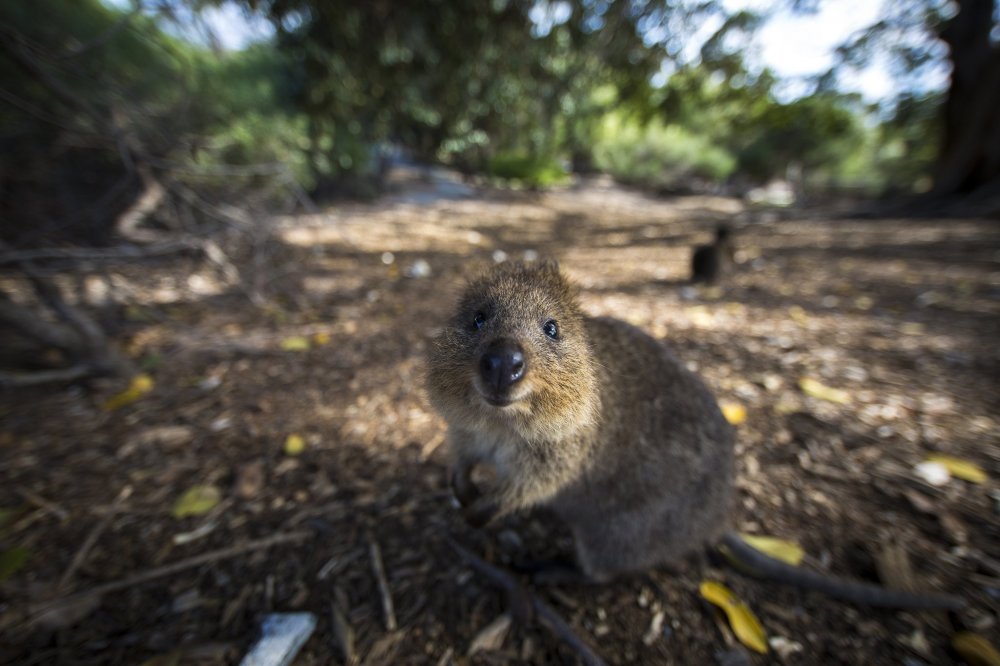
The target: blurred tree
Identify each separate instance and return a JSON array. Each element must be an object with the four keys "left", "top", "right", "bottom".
[
  {"left": 228, "top": 0, "right": 730, "bottom": 184},
  {"left": 826, "top": 0, "right": 999, "bottom": 197}
]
